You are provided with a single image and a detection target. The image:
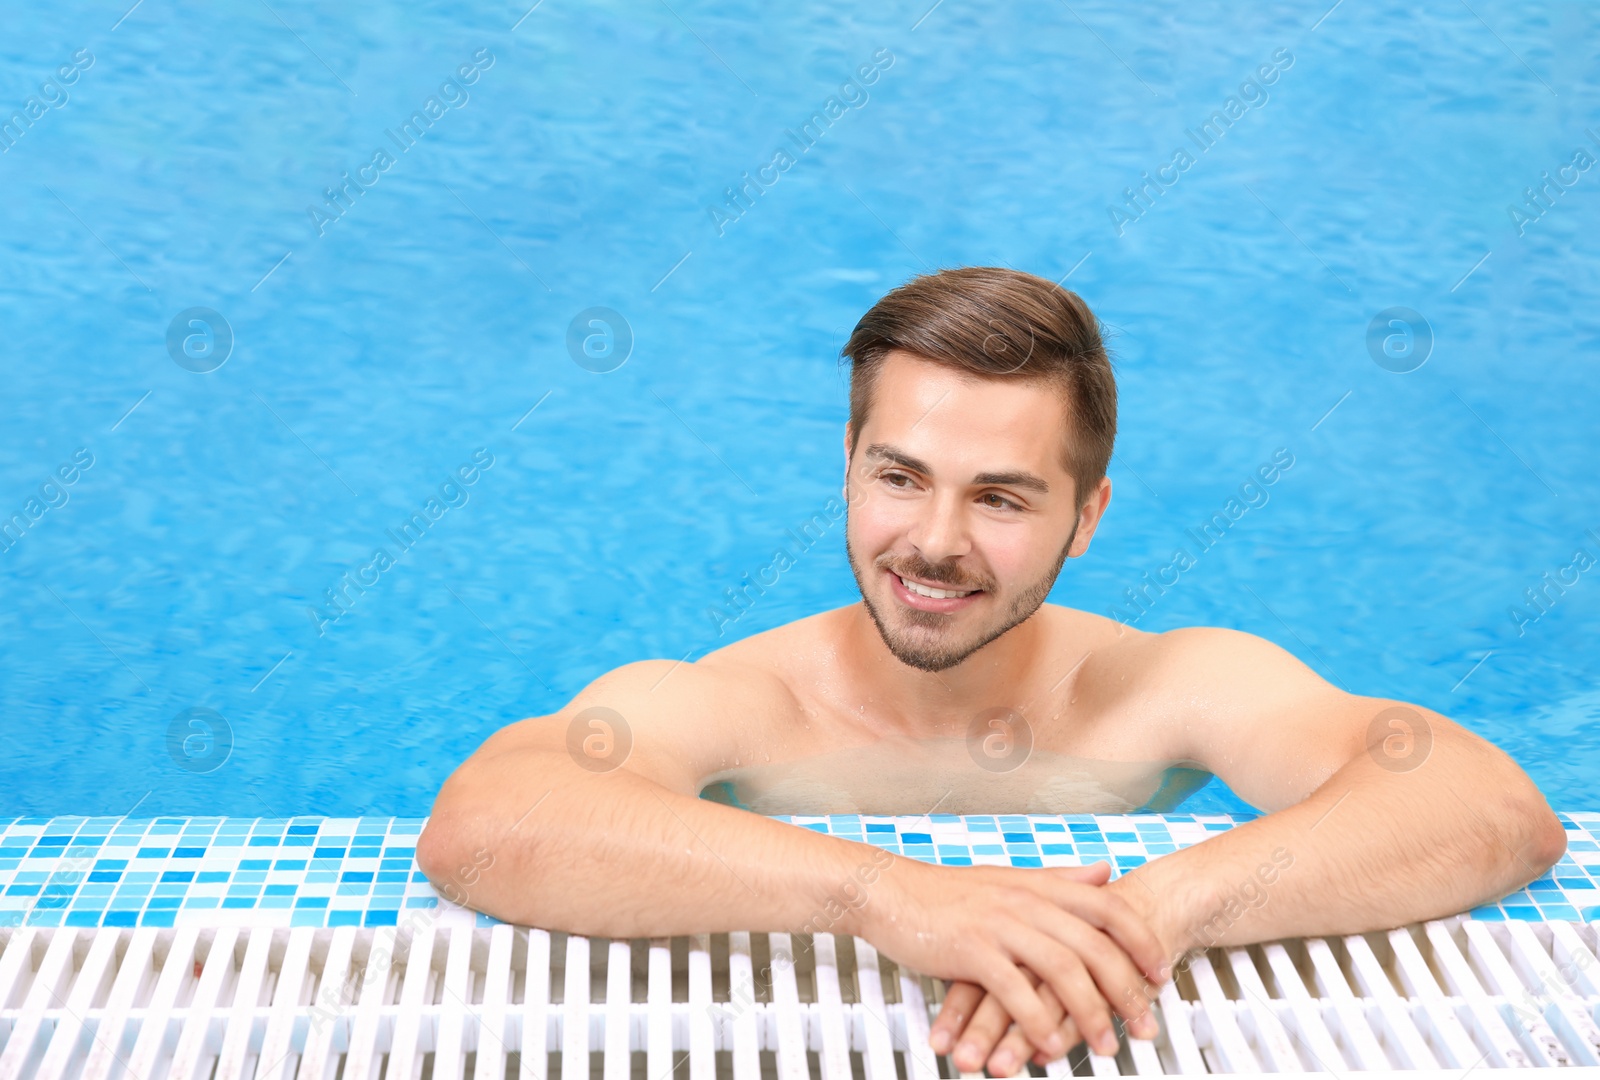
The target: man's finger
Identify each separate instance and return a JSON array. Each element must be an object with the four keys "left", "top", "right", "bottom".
[
  {"left": 1031, "top": 1016, "right": 1083, "bottom": 1065},
  {"left": 1001, "top": 890, "right": 1150, "bottom": 1048},
  {"left": 1001, "top": 926, "right": 1118, "bottom": 1057},
  {"left": 975, "top": 942, "right": 1075, "bottom": 1059},
  {"left": 1051, "top": 861, "right": 1111, "bottom": 886},
  {"left": 952, "top": 982, "right": 1037, "bottom": 1074},
  {"left": 1034, "top": 883, "right": 1169, "bottom": 986},
  {"left": 987, "top": 974, "right": 1059, "bottom": 1075},
  {"left": 1062, "top": 918, "right": 1167, "bottom": 1030},
  {"left": 929, "top": 981, "right": 984, "bottom": 1054}
]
